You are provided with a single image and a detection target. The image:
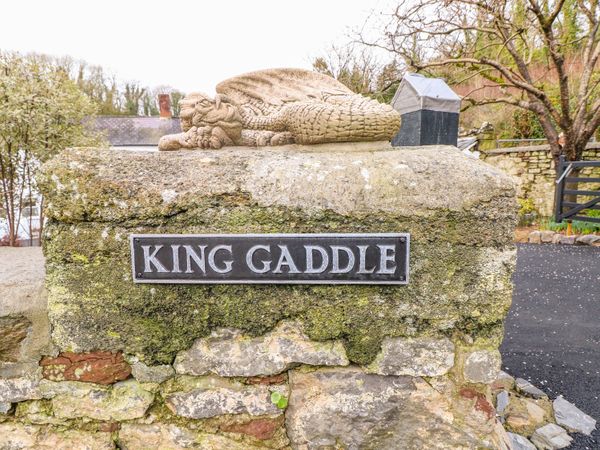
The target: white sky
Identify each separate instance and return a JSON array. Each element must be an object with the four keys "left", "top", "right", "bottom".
[{"left": 0, "top": 0, "right": 392, "bottom": 93}]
